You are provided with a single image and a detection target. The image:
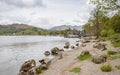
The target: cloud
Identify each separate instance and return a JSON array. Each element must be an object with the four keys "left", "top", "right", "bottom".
[
  {"left": 0, "top": 0, "right": 44, "bottom": 7},
  {"left": 0, "top": 0, "right": 94, "bottom": 29}
]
